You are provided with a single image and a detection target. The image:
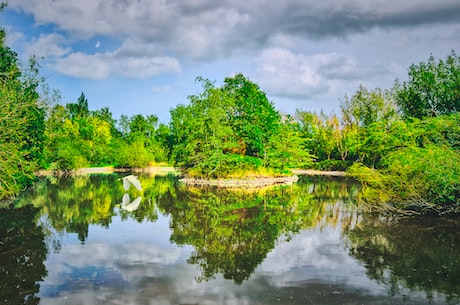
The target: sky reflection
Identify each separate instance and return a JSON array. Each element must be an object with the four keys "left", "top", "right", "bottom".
[{"left": 37, "top": 211, "right": 432, "bottom": 305}]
